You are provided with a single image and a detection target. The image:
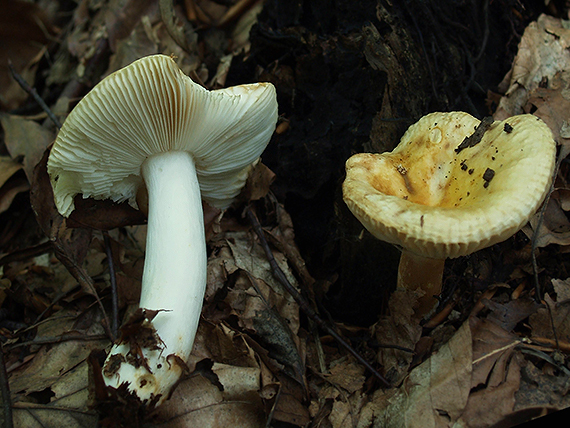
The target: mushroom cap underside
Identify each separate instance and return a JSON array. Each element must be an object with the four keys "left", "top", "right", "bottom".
[
  {"left": 343, "top": 112, "right": 556, "bottom": 259},
  {"left": 47, "top": 54, "right": 278, "bottom": 217}
]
